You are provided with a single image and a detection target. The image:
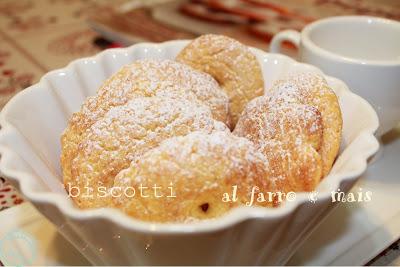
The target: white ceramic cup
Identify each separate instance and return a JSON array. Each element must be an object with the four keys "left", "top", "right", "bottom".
[{"left": 270, "top": 16, "right": 400, "bottom": 136}]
